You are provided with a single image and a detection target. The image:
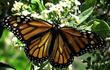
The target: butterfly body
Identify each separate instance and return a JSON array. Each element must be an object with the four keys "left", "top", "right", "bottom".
[{"left": 2, "top": 15, "right": 104, "bottom": 68}]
